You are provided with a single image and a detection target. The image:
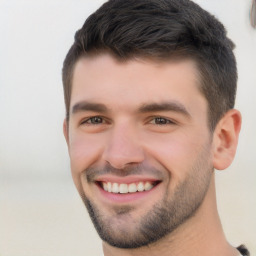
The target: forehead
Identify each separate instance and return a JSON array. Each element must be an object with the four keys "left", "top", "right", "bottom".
[{"left": 71, "top": 53, "right": 206, "bottom": 115}]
